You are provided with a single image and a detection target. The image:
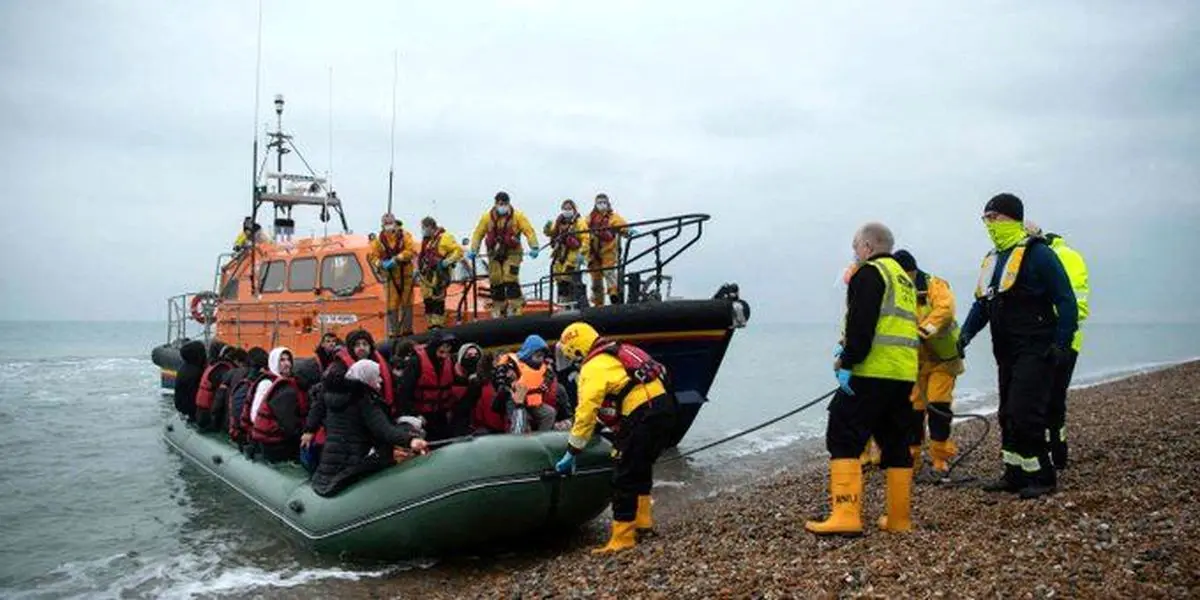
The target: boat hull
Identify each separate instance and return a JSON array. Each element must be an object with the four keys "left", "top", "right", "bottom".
[{"left": 164, "top": 414, "right": 614, "bottom": 558}]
